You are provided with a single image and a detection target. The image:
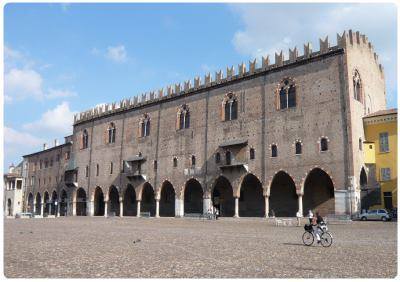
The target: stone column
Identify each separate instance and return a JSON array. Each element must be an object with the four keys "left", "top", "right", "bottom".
[
  {"left": 104, "top": 200, "right": 108, "bottom": 217},
  {"left": 72, "top": 201, "right": 77, "bottom": 216},
  {"left": 234, "top": 197, "right": 239, "bottom": 218},
  {"left": 119, "top": 198, "right": 123, "bottom": 217},
  {"left": 155, "top": 199, "right": 160, "bottom": 218},
  {"left": 298, "top": 194, "right": 303, "bottom": 217},
  {"left": 175, "top": 198, "right": 183, "bottom": 217},
  {"left": 88, "top": 200, "right": 94, "bottom": 216},
  {"left": 136, "top": 200, "right": 141, "bottom": 217},
  {"left": 203, "top": 198, "right": 211, "bottom": 215},
  {"left": 33, "top": 200, "right": 37, "bottom": 215},
  {"left": 40, "top": 201, "right": 44, "bottom": 216},
  {"left": 265, "top": 195, "right": 269, "bottom": 218},
  {"left": 56, "top": 203, "right": 60, "bottom": 217}
]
